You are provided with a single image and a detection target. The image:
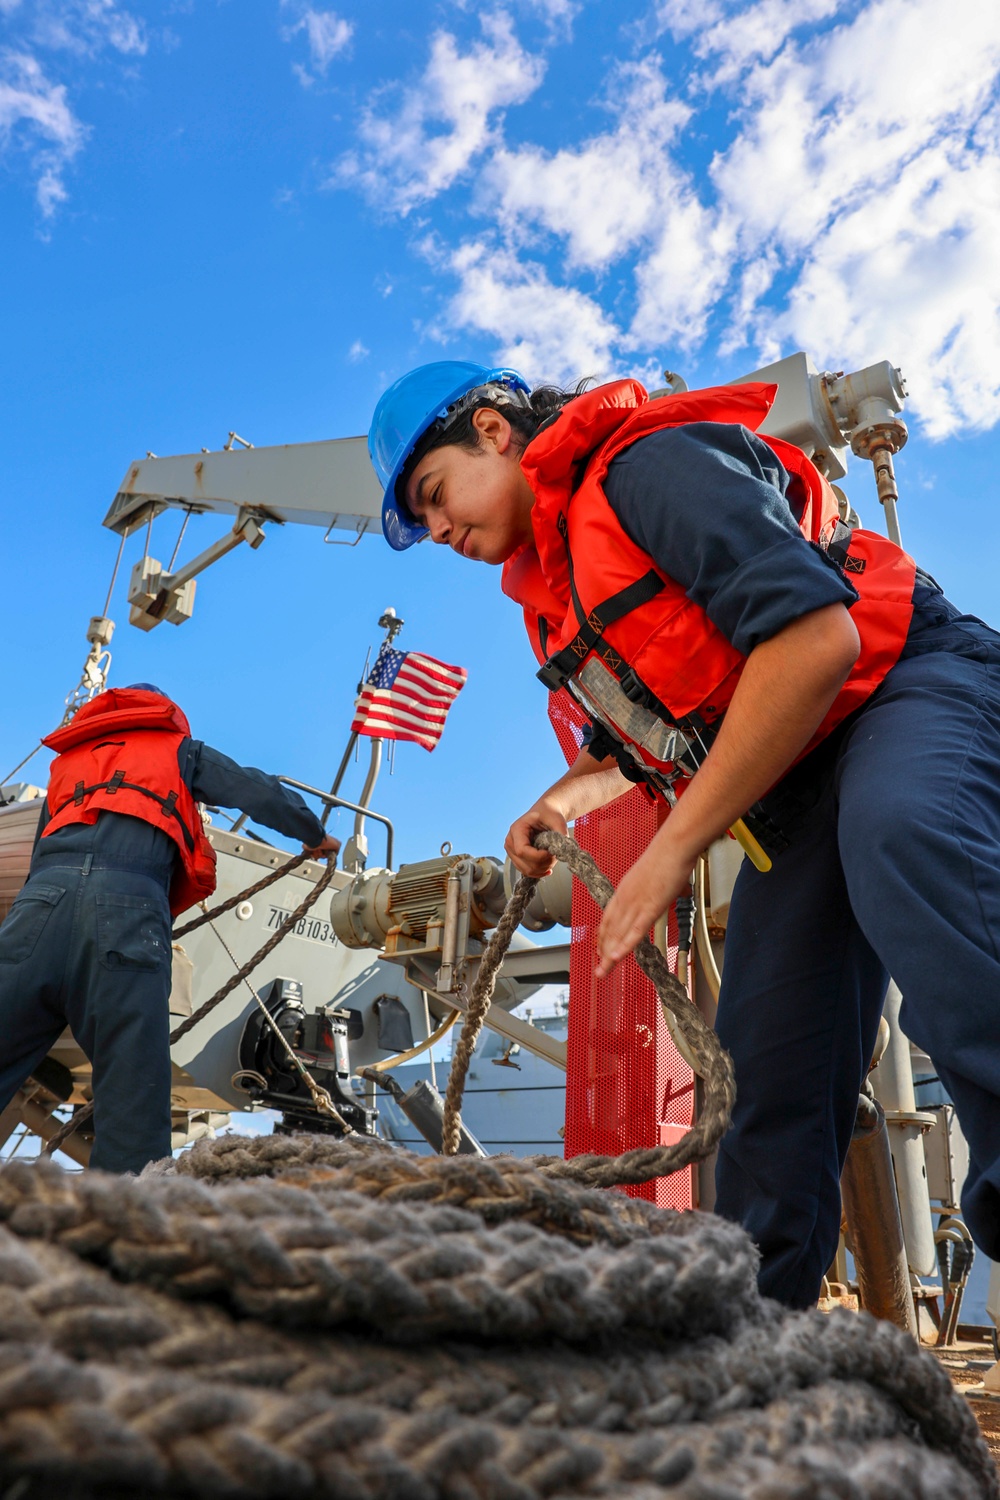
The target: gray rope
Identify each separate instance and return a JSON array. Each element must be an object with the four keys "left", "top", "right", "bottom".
[
  {"left": 0, "top": 1144, "right": 991, "bottom": 1499},
  {"left": 441, "top": 873, "right": 540, "bottom": 1156},
  {"left": 441, "top": 829, "right": 736, "bottom": 1188},
  {"left": 40, "top": 1098, "right": 93, "bottom": 1158}
]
